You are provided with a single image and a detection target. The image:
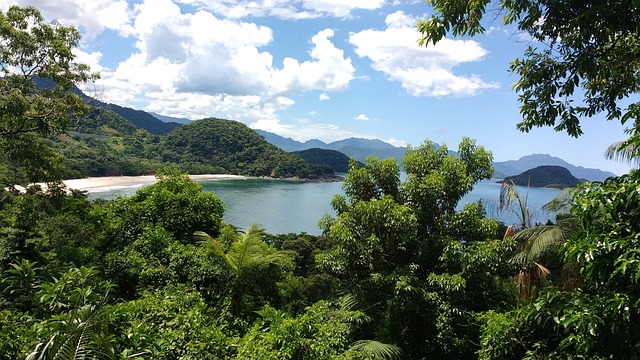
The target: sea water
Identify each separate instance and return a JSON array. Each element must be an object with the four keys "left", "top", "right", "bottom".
[{"left": 87, "top": 177, "right": 561, "bottom": 235}]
